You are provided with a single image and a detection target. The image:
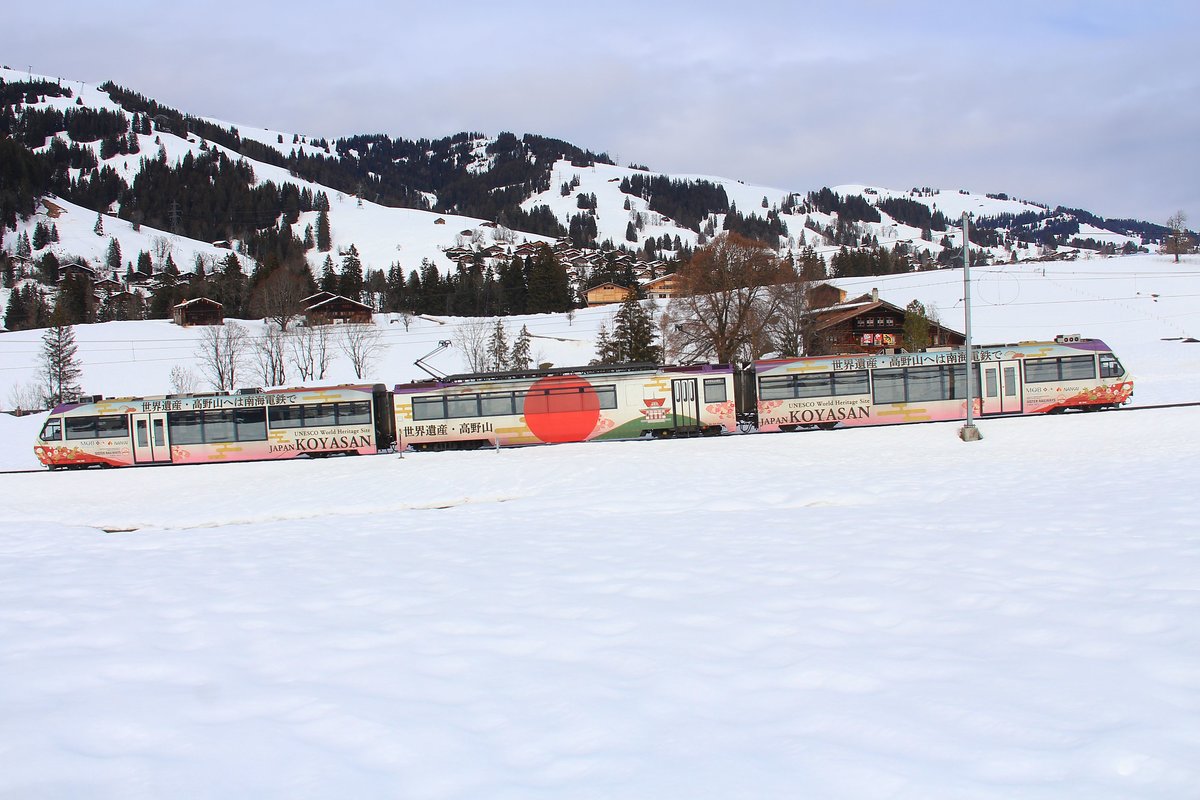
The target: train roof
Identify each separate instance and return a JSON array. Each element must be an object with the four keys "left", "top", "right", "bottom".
[
  {"left": 396, "top": 361, "right": 734, "bottom": 391},
  {"left": 49, "top": 383, "right": 382, "bottom": 415},
  {"left": 753, "top": 336, "right": 1114, "bottom": 368}
]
